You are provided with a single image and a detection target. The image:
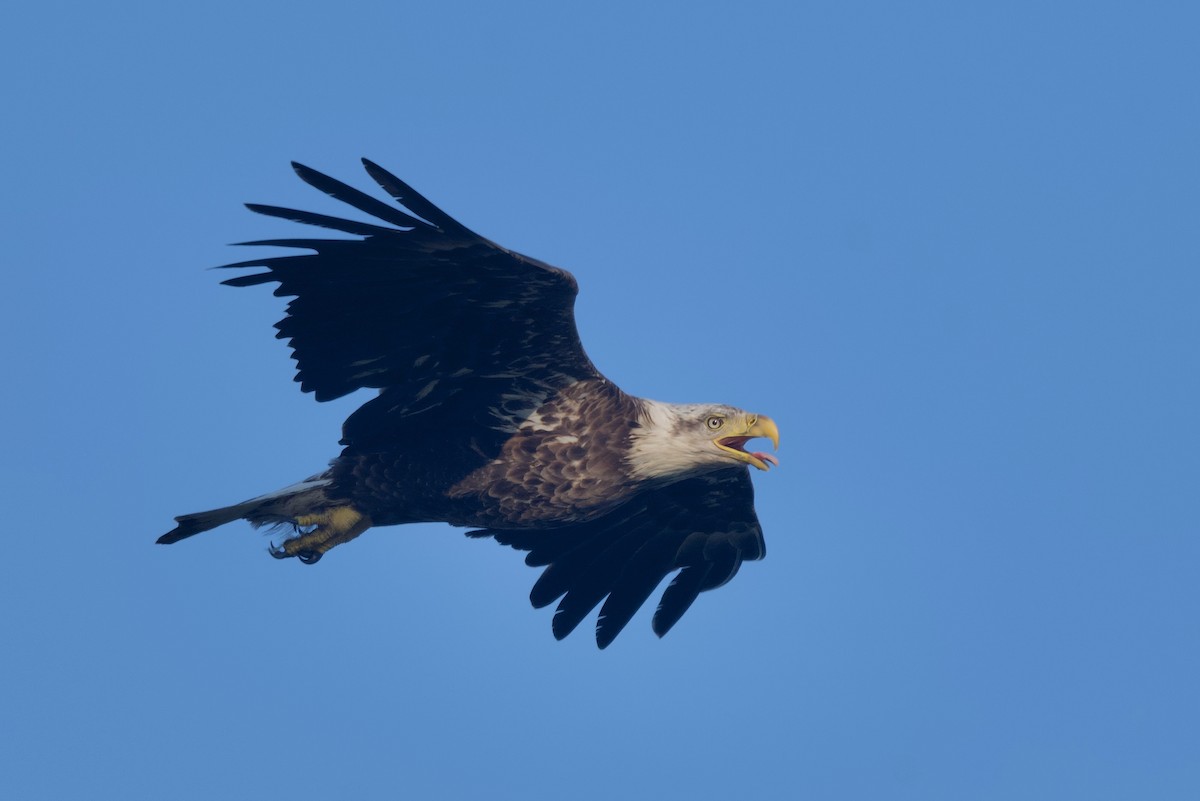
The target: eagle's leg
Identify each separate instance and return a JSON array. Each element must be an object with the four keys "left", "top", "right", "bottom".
[{"left": 269, "top": 506, "right": 372, "bottom": 564}]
